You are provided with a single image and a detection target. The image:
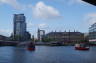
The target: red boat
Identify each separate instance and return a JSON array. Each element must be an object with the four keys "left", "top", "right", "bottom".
[
  {"left": 75, "top": 44, "right": 90, "bottom": 50},
  {"left": 27, "top": 47, "right": 35, "bottom": 51},
  {"left": 27, "top": 42, "right": 35, "bottom": 51},
  {"left": 75, "top": 47, "right": 89, "bottom": 50}
]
